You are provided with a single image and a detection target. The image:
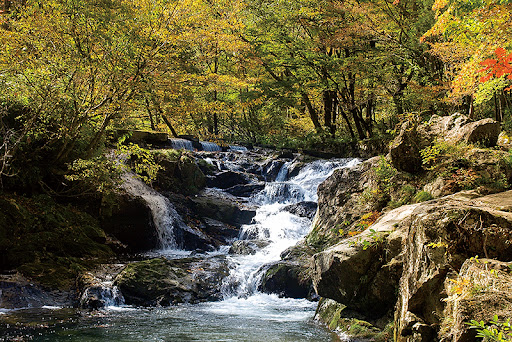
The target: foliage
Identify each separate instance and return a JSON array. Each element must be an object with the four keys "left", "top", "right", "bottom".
[
  {"left": 413, "top": 190, "right": 433, "bottom": 203},
  {"left": 468, "top": 316, "right": 512, "bottom": 342}
]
